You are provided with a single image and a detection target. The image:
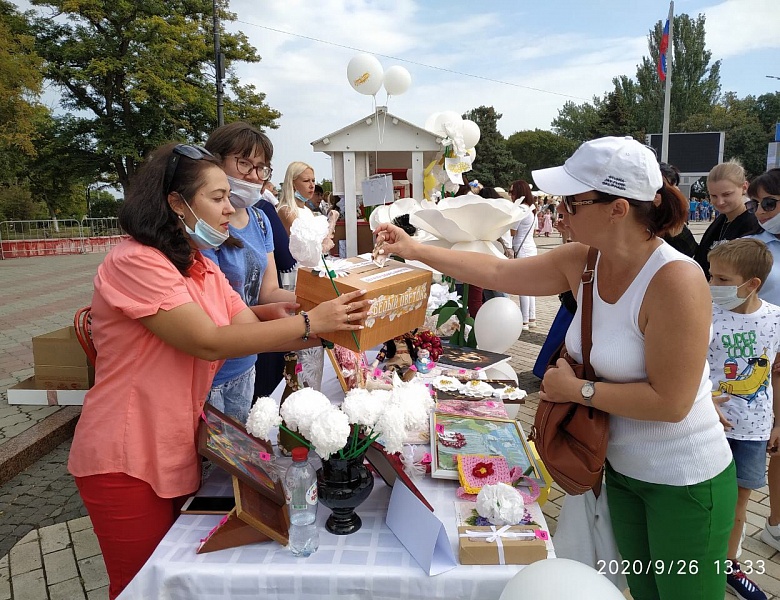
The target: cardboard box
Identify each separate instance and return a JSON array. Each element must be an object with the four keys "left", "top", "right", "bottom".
[
  {"left": 296, "top": 257, "right": 432, "bottom": 352},
  {"left": 7, "top": 376, "right": 88, "bottom": 406},
  {"left": 458, "top": 525, "right": 548, "bottom": 565},
  {"left": 32, "top": 326, "right": 93, "bottom": 390}
]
